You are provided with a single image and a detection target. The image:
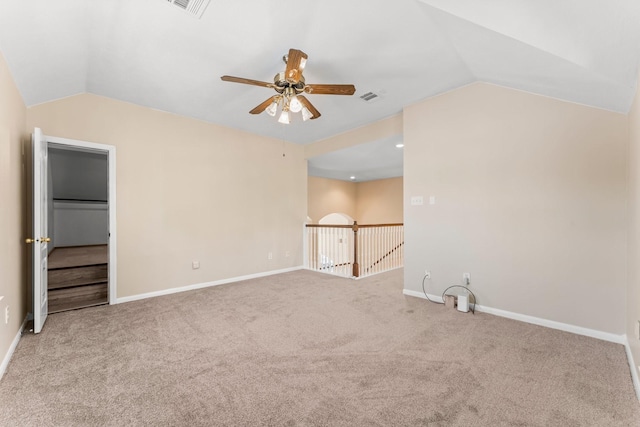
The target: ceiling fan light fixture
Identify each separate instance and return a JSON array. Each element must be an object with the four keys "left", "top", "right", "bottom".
[
  {"left": 289, "top": 96, "right": 303, "bottom": 113},
  {"left": 221, "top": 49, "right": 355, "bottom": 124},
  {"left": 265, "top": 100, "right": 278, "bottom": 117},
  {"left": 278, "top": 110, "right": 290, "bottom": 124}
]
